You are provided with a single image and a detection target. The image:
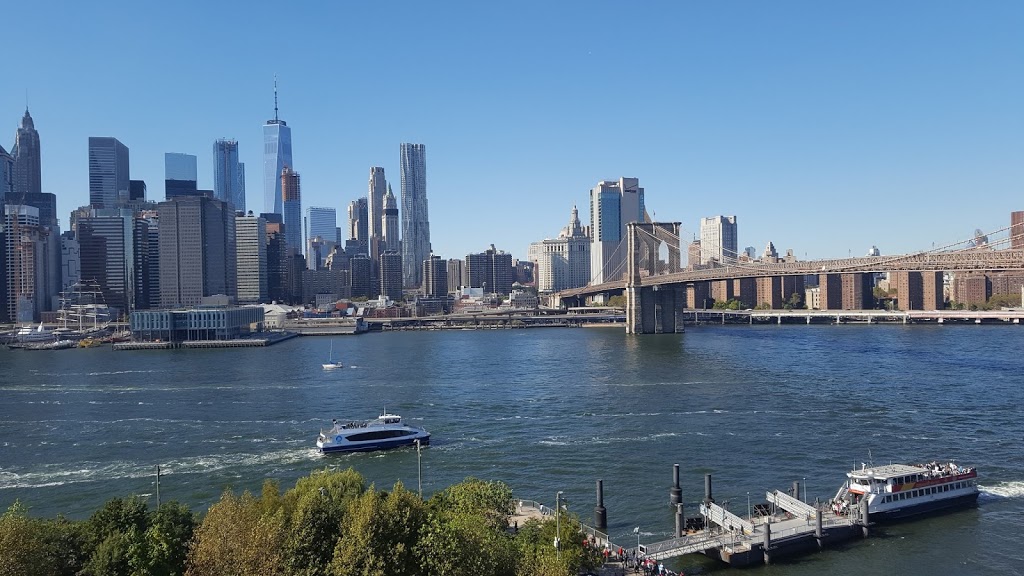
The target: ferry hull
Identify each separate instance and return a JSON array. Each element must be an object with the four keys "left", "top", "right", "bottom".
[
  {"left": 871, "top": 492, "right": 979, "bottom": 522},
  {"left": 318, "top": 433, "right": 430, "bottom": 454}
]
